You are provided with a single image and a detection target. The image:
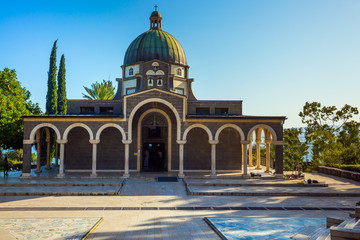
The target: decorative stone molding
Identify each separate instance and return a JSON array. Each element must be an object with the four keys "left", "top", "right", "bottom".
[
  {"left": 95, "top": 123, "right": 126, "bottom": 140},
  {"left": 208, "top": 140, "right": 219, "bottom": 145},
  {"left": 177, "top": 140, "right": 187, "bottom": 145},
  {"left": 122, "top": 140, "right": 132, "bottom": 145},
  {"left": 183, "top": 124, "right": 213, "bottom": 141},
  {"left": 214, "top": 123, "right": 245, "bottom": 141},
  {"left": 241, "top": 140, "right": 250, "bottom": 144},
  {"left": 246, "top": 124, "right": 278, "bottom": 142},
  {"left": 63, "top": 123, "right": 94, "bottom": 141},
  {"left": 272, "top": 140, "right": 283, "bottom": 145},
  {"left": 89, "top": 140, "right": 100, "bottom": 144},
  {"left": 23, "top": 139, "right": 34, "bottom": 145},
  {"left": 56, "top": 140, "right": 68, "bottom": 144}
]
